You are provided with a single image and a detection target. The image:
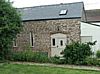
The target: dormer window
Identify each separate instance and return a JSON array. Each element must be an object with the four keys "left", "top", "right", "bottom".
[{"left": 59, "top": 9, "right": 68, "bottom": 15}]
